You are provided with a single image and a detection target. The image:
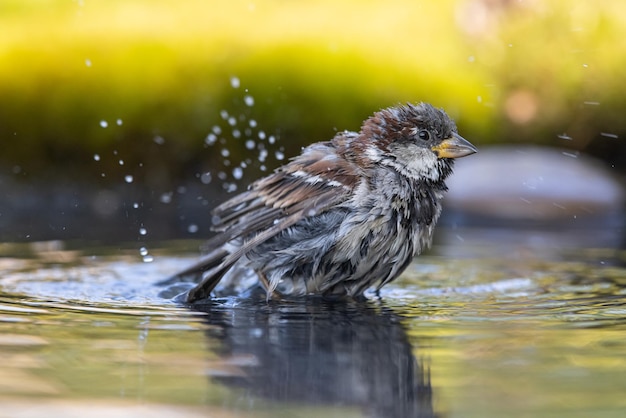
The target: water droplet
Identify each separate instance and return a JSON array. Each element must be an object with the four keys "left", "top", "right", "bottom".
[
  {"left": 562, "top": 151, "right": 579, "bottom": 158},
  {"left": 245, "top": 139, "right": 255, "bottom": 149},
  {"left": 259, "top": 149, "right": 268, "bottom": 162},
  {"left": 221, "top": 149, "right": 230, "bottom": 157},
  {"left": 600, "top": 132, "right": 619, "bottom": 139},
  {"left": 85, "top": 59, "right": 92, "bottom": 67},
  {"left": 224, "top": 182, "right": 238, "bottom": 193},
  {"left": 232, "top": 167, "right": 243, "bottom": 179},
  {"left": 227, "top": 117, "right": 236, "bottom": 127},
  {"left": 258, "top": 131, "right": 266, "bottom": 140},
  {"left": 232, "top": 129, "right": 241, "bottom": 138},
  {"left": 217, "top": 171, "right": 227, "bottom": 180},
  {"left": 124, "top": 175, "right": 133, "bottom": 183},
  {"left": 275, "top": 151, "right": 285, "bottom": 160},
  {"left": 133, "top": 202, "right": 139, "bottom": 209},
  {"left": 212, "top": 125, "right": 222, "bottom": 135},
  {"left": 220, "top": 110, "right": 229, "bottom": 119},
  {"left": 139, "top": 227, "right": 147, "bottom": 236},
  {"left": 93, "top": 154, "right": 100, "bottom": 161},
  {"left": 522, "top": 176, "right": 543, "bottom": 190},
  {"left": 200, "top": 172, "right": 212, "bottom": 184},
  {"left": 230, "top": 76, "right": 240, "bottom": 88},
  {"left": 116, "top": 119, "right": 123, "bottom": 126},
  {"left": 142, "top": 255, "right": 154, "bottom": 263},
  {"left": 205, "top": 133, "right": 217, "bottom": 145},
  {"left": 139, "top": 247, "right": 149, "bottom": 256},
  {"left": 268, "top": 135, "right": 276, "bottom": 144},
  {"left": 153, "top": 135, "right": 165, "bottom": 145},
  {"left": 244, "top": 95, "right": 254, "bottom": 106},
  {"left": 249, "top": 119, "right": 257, "bottom": 128},
  {"left": 187, "top": 224, "right": 199, "bottom": 234},
  {"left": 99, "top": 120, "right": 108, "bottom": 128},
  {"left": 118, "top": 160, "right": 124, "bottom": 166},
  {"left": 160, "top": 192, "right": 172, "bottom": 204},
  {"left": 557, "top": 133, "right": 573, "bottom": 140}
]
